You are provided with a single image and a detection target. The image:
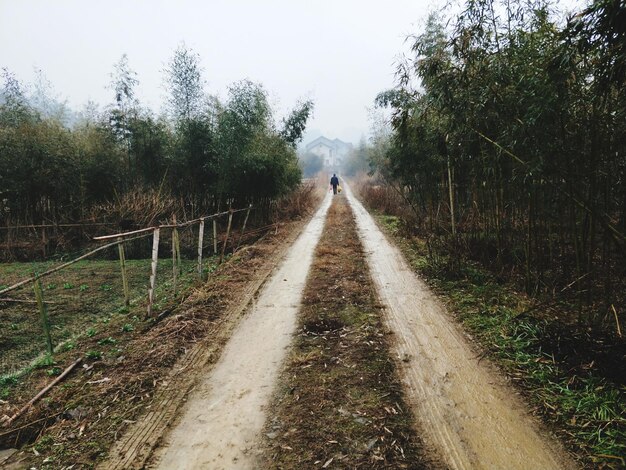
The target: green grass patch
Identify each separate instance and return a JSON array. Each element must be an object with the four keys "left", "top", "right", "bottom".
[{"left": 0, "top": 257, "right": 198, "bottom": 379}]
